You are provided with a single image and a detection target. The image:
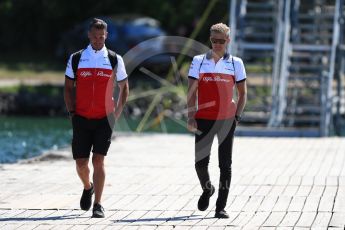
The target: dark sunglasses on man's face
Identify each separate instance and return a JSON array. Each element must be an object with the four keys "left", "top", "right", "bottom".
[{"left": 210, "top": 38, "right": 226, "bottom": 44}]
